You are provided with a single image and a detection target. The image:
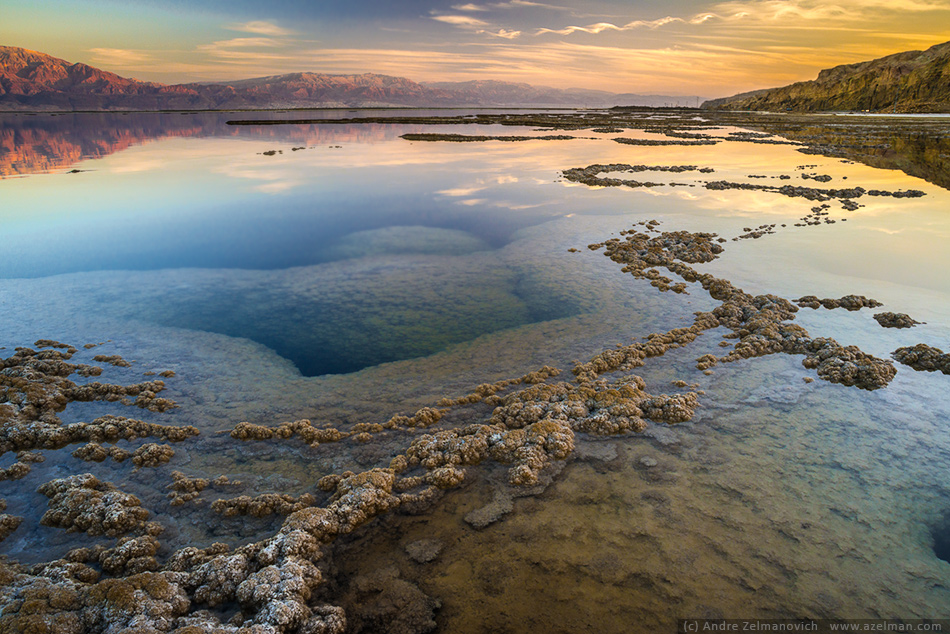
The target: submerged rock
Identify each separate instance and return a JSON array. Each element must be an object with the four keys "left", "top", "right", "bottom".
[{"left": 405, "top": 539, "right": 443, "bottom": 564}]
